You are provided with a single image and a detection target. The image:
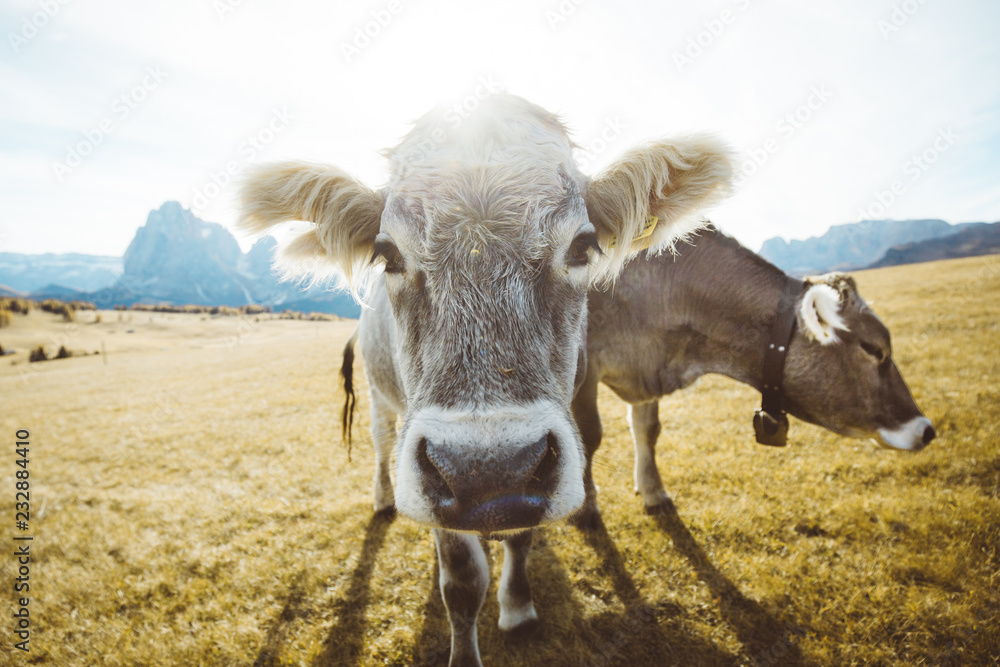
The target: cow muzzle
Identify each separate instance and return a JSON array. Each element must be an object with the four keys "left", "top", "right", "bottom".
[
  {"left": 876, "top": 416, "right": 936, "bottom": 451},
  {"left": 417, "top": 433, "right": 558, "bottom": 533},
  {"left": 394, "top": 403, "right": 585, "bottom": 535}
]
